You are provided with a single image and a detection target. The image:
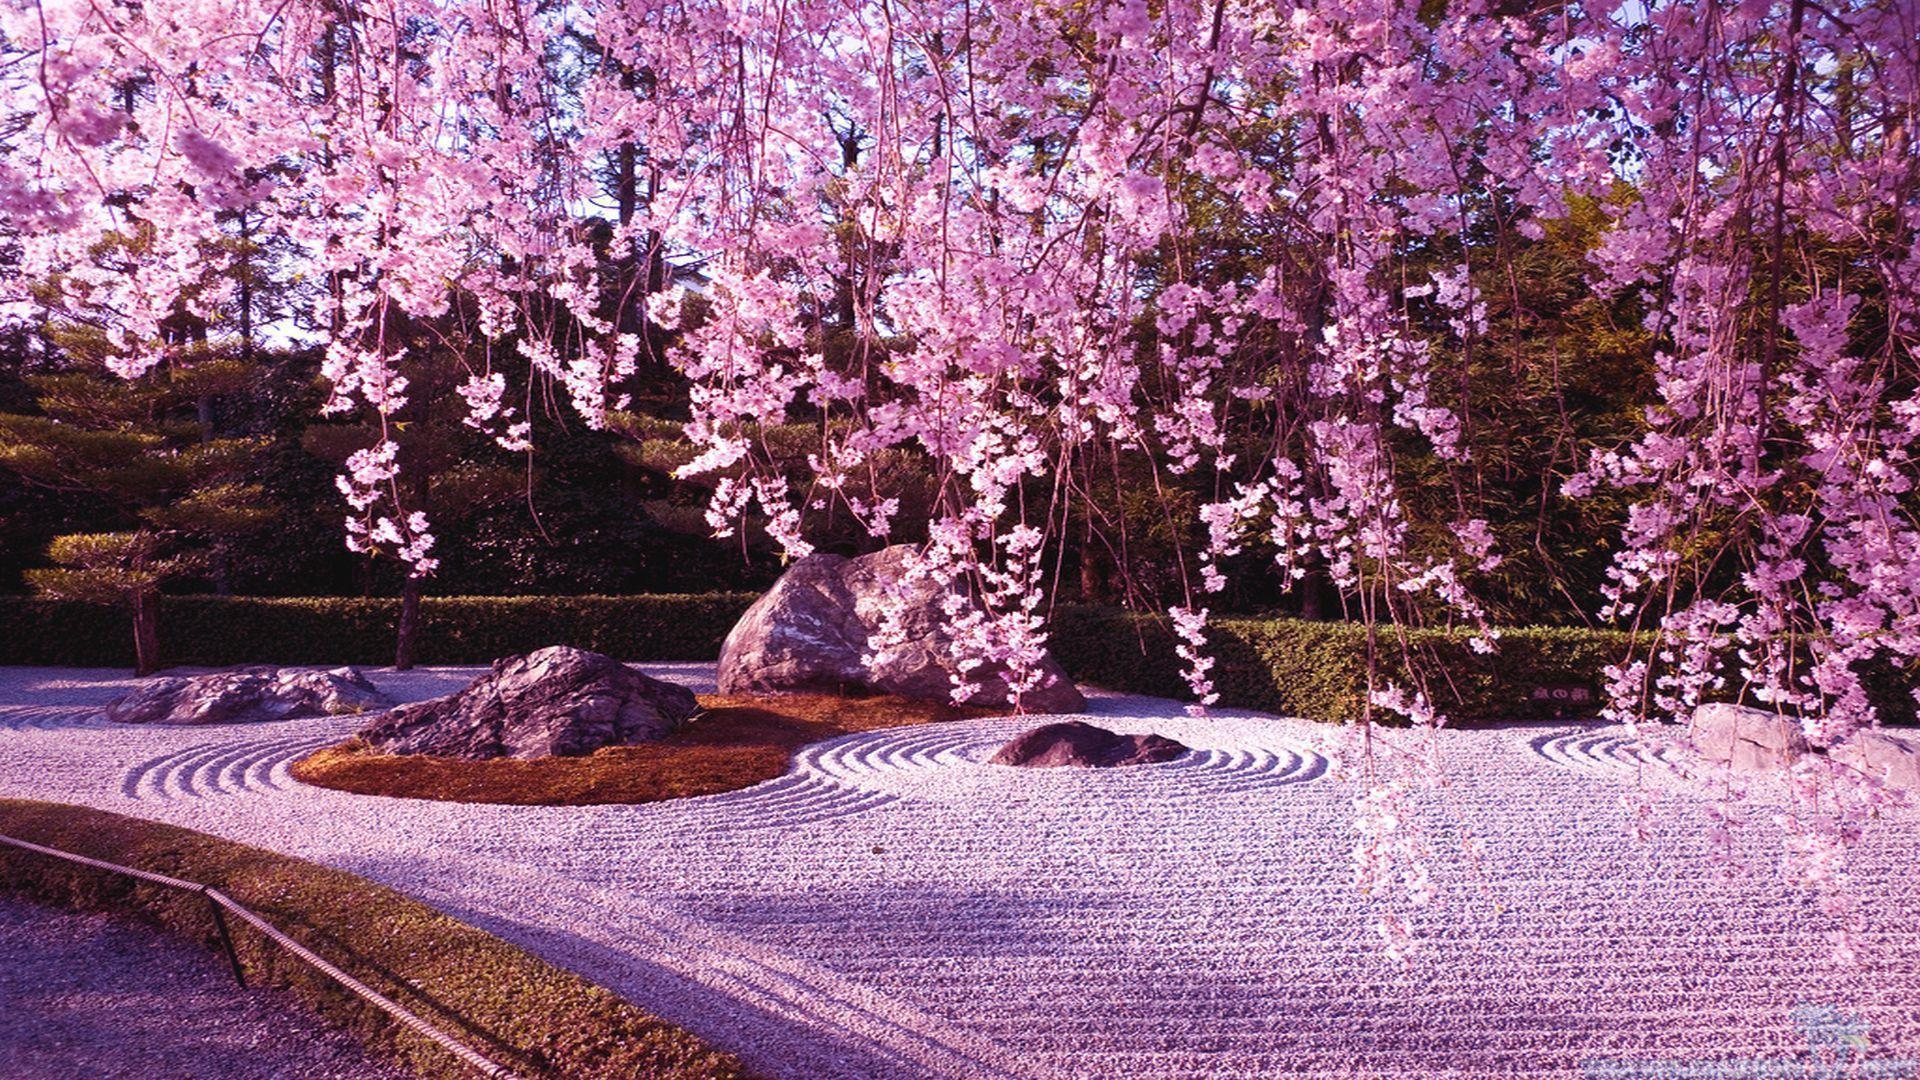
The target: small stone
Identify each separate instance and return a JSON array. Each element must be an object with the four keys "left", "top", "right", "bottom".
[
  {"left": 358, "top": 646, "right": 697, "bottom": 760},
  {"left": 989, "top": 721, "right": 1188, "bottom": 768},
  {"left": 107, "top": 667, "right": 388, "bottom": 725}
]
